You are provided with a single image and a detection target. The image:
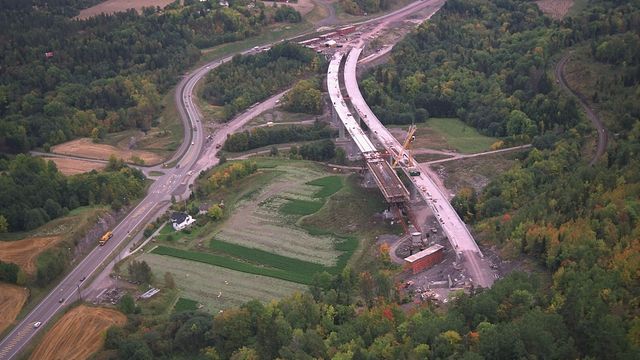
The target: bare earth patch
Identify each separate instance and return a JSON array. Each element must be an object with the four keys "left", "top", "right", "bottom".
[
  {"left": 42, "top": 157, "right": 105, "bottom": 176},
  {"left": 76, "top": 0, "right": 176, "bottom": 19},
  {"left": 535, "top": 0, "right": 574, "bottom": 19},
  {"left": 29, "top": 305, "right": 126, "bottom": 360},
  {"left": 0, "top": 284, "right": 28, "bottom": 335},
  {"left": 52, "top": 138, "right": 163, "bottom": 165},
  {"left": 261, "top": 0, "right": 315, "bottom": 16},
  {"left": 0, "top": 236, "right": 63, "bottom": 275}
]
